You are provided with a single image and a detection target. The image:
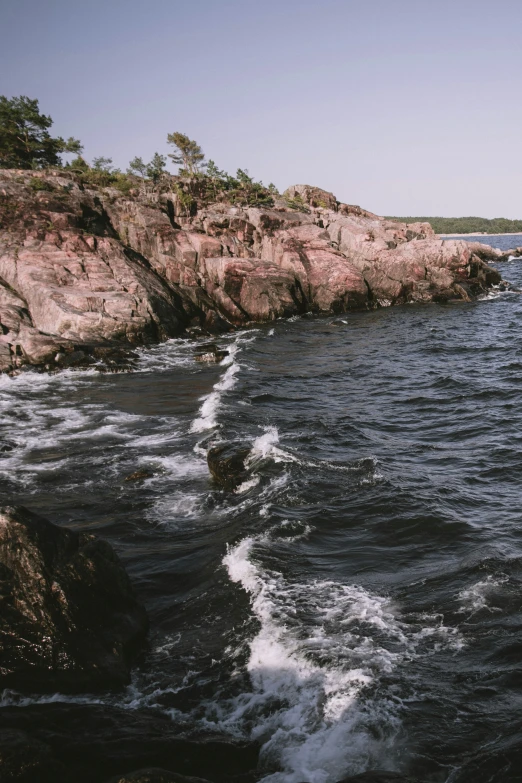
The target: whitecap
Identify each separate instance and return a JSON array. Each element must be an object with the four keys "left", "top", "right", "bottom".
[
  {"left": 217, "top": 536, "right": 465, "bottom": 783},
  {"left": 458, "top": 575, "right": 507, "bottom": 615},
  {"left": 190, "top": 340, "right": 243, "bottom": 433}
]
